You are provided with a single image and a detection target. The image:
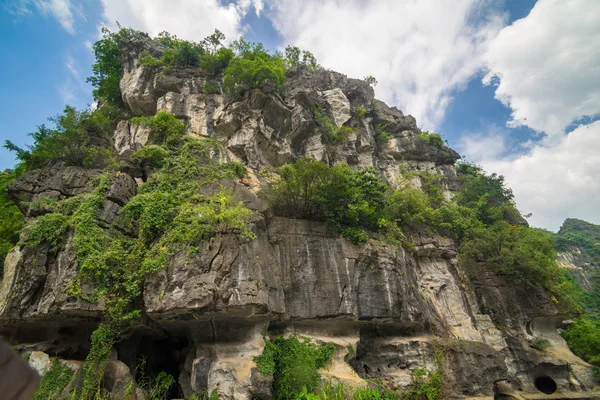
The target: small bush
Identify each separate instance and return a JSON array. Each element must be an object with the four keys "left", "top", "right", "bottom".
[
  {"left": 202, "top": 82, "right": 222, "bottom": 94},
  {"left": 418, "top": 132, "right": 444, "bottom": 148},
  {"left": 136, "top": 357, "right": 176, "bottom": 400},
  {"left": 530, "top": 338, "right": 551, "bottom": 351},
  {"left": 402, "top": 368, "right": 443, "bottom": 400},
  {"left": 131, "top": 144, "right": 169, "bottom": 168},
  {"left": 315, "top": 105, "right": 355, "bottom": 145},
  {"left": 354, "top": 105, "right": 368, "bottom": 119},
  {"left": 364, "top": 75, "right": 378, "bottom": 87},
  {"left": 374, "top": 123, "right": 392, "bottom": 144},
  {"left": 132, "top": 111, "right": 186, "bottom": 147},
  {"left": 254, "top": 335, "right": 335, "bottom": 400},
  {"left": 21, "top": 213, "right": 70, "bottom": 251},
  {"left": 139, "top": 50, "right": 164, "bottom": 68}
]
